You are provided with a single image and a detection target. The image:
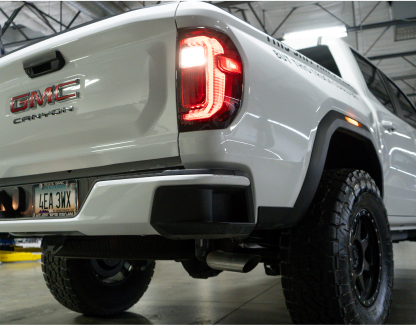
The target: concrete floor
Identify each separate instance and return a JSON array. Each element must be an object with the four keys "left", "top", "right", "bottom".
[{"left": 0, "top": 242, "right": 416, "bottom": 324}]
